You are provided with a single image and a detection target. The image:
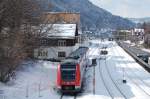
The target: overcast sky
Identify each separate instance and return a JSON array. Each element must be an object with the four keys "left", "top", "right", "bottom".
[{"left": 89, "top": 0, "right": 150, "bottom": 18}]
